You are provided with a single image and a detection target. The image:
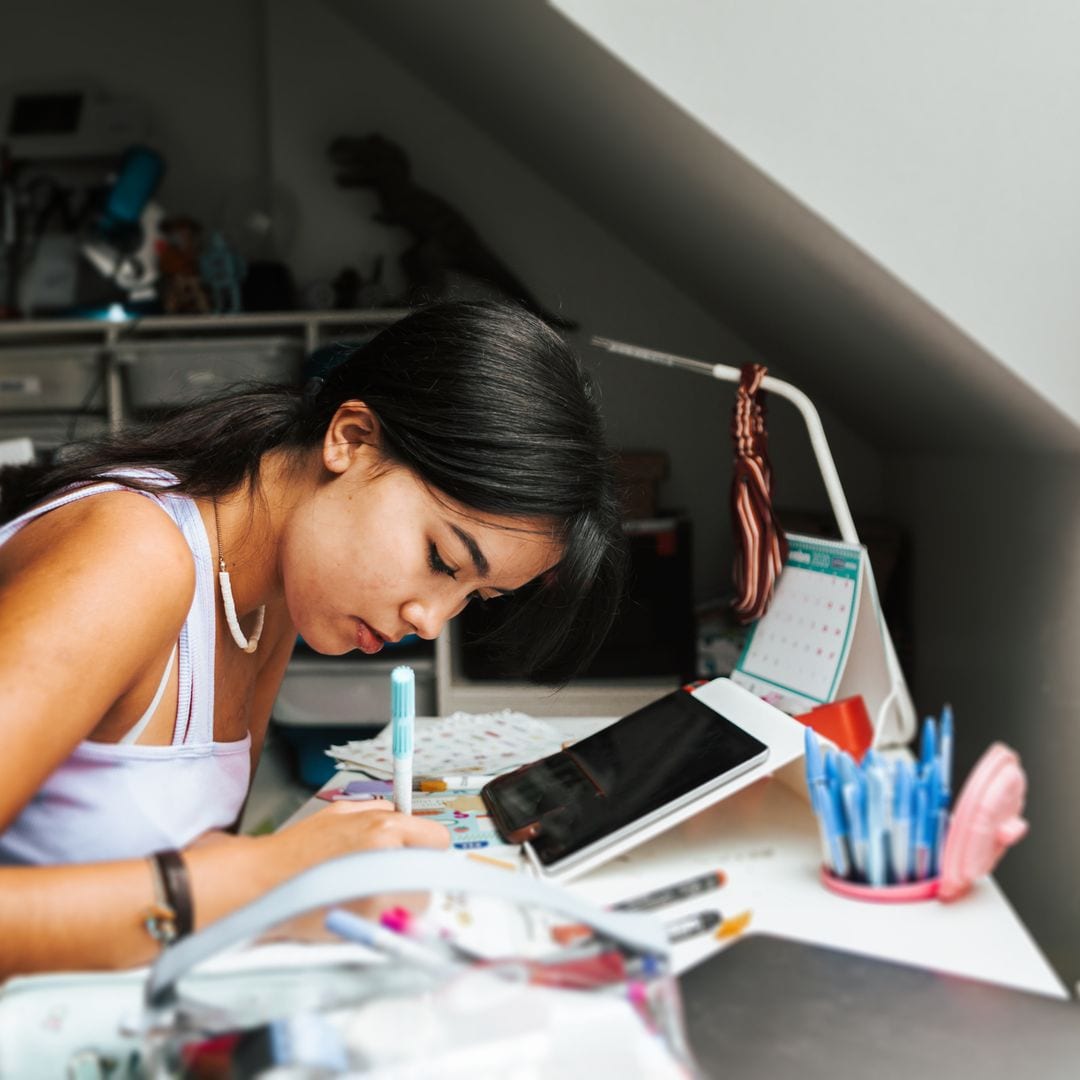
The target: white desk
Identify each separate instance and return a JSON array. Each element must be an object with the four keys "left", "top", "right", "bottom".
[{"left": 304, "top": 714, "right": 1068, "bottom": 1000}]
